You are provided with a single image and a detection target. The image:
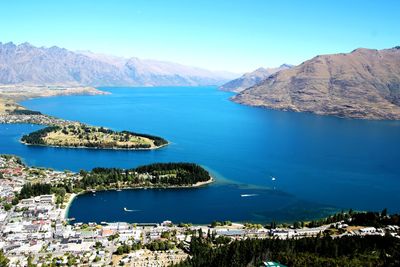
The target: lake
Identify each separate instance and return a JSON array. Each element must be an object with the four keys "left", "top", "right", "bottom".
[{"left": 1, "top": 86, "right": 399, "bottom": 224}]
